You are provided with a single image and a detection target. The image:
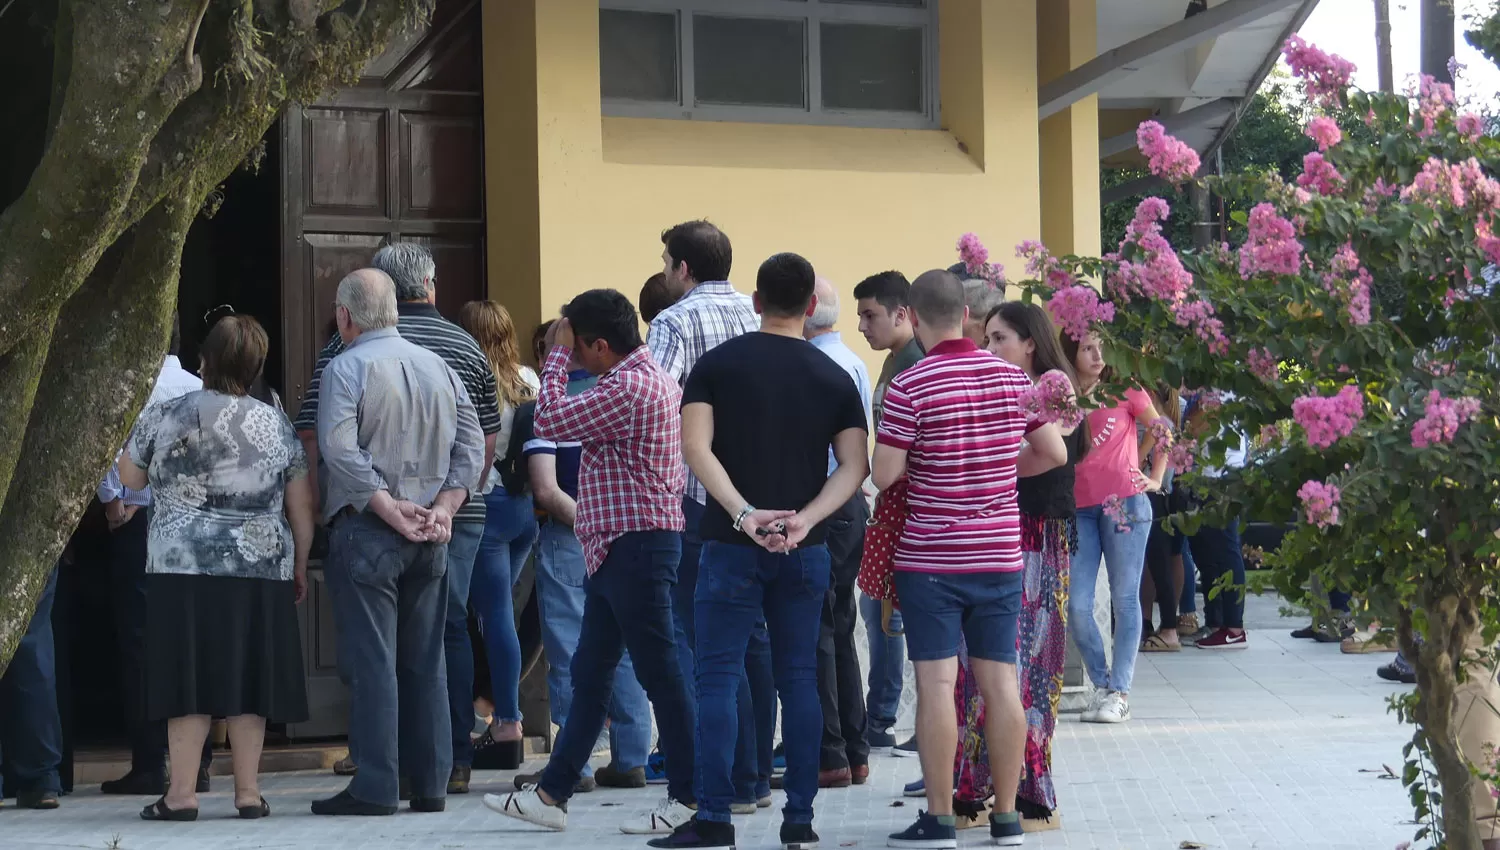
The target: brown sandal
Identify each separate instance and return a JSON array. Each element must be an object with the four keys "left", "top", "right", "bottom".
[{"left": 1140, "top": 633, "right": 1182, "bottom": 653}]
